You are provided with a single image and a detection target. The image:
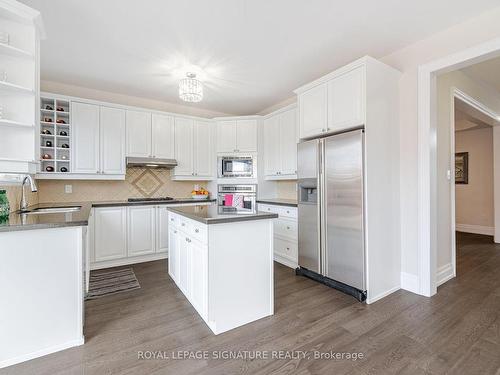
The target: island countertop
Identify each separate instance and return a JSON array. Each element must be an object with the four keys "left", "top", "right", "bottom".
[{"left": 168, "top": 205, "right": 278, "bottom": 224}]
